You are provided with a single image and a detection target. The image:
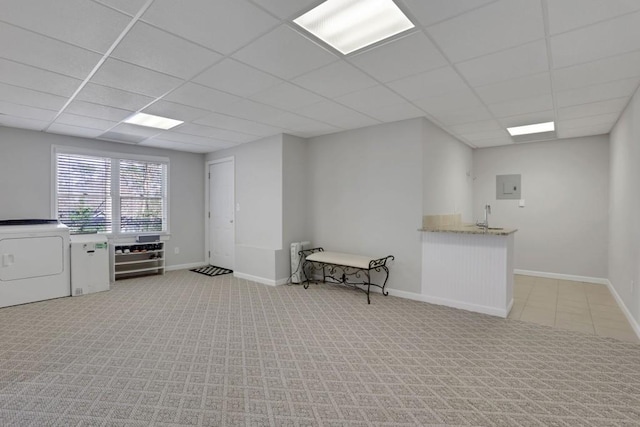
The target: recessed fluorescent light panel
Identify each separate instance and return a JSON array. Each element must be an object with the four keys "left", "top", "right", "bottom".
[
  {"left": 124, "top": 112, "right": 183, "bottom": 130},
  {"left": 293, "top": 0, "right": 415, "bottom": 55},
  {"left": 507, "top": 121, "right": 555, "bottom": 136}
]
